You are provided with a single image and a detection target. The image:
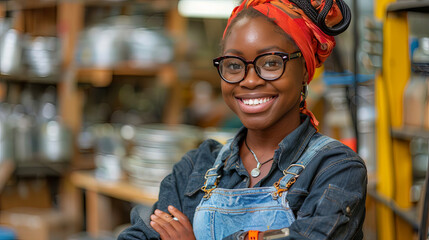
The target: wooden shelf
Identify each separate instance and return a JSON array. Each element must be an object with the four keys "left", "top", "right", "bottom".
[
  {"left": 391, "top": 126, "right": 429, "bottom": 140},
  {"left": 15, "top": 160, "right": 70, "bottom": 177},
  {"left": 77, "top": 64, "right": 176, "bottom": 87},
  {"left": 387, "top": 1, "right": 429, "bottom": 13},
  {"left": 5, "top": 0, "right": 57, "bottom": 11},
  {"left": 0, "top": 73, "right": 60, "bottom": 84},
  {"left": 70, "top": 171, "right": 158, "bottom": 206},
  {"left": 70, "top": 170, "right": 158, "bottom": 236}
]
